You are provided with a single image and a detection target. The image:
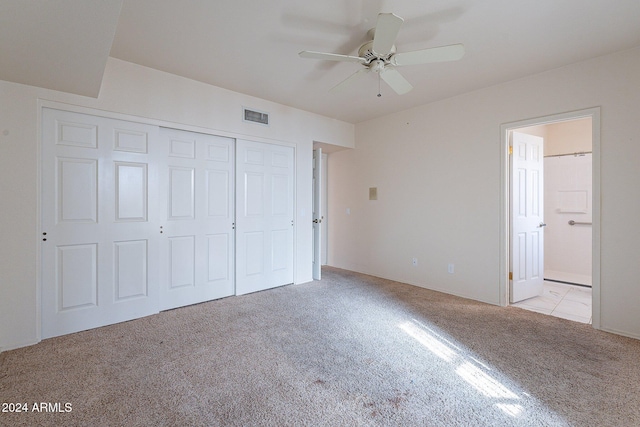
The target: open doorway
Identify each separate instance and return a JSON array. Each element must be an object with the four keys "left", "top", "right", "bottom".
[
  {"left": 312, "top": 142, "right": 339, "bottom": 280},
  {"left": 500, "top": 108, "right": 601, "bottom": 328},
  {"left": 312, "top": 147, "right": 327, "bottom": 280},
  {"left": 511, "top": 119, "right": 593, "bottom": 322}
]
